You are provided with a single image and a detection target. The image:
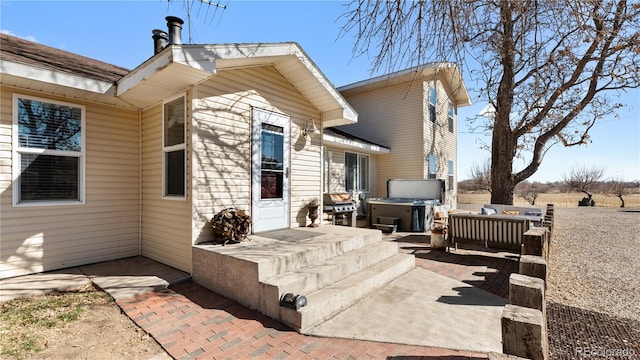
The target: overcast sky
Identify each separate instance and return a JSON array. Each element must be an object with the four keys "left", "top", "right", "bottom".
[{"left": 2, "top": 0, "right": 638, "bottom": 182}]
